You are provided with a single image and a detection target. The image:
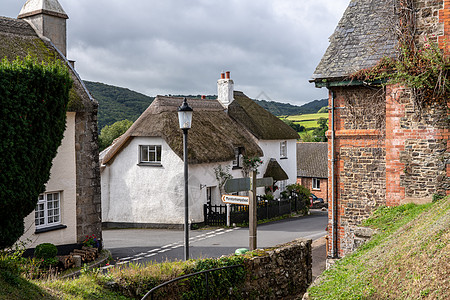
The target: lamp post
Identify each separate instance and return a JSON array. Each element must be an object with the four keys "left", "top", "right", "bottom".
[{"left": 178, "top": 98, "right": 193, "bottom": 261}]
